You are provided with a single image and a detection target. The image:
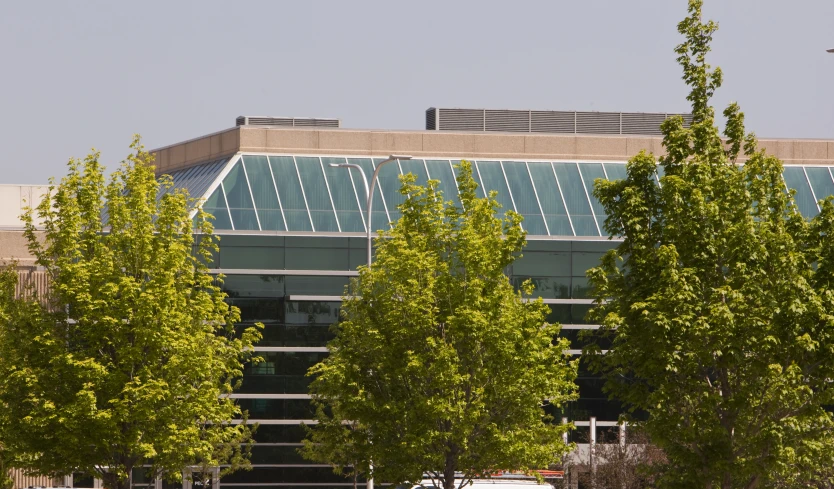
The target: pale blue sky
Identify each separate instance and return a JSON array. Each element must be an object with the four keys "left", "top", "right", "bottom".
[{"left": 0, "top": 0, "right": 832, "bottom": 184}]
